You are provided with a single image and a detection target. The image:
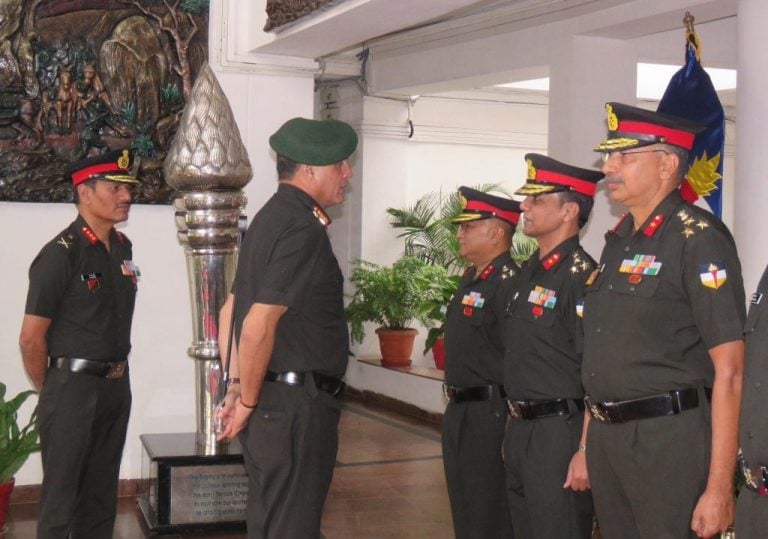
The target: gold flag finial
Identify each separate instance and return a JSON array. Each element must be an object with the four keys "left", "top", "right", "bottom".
[{"left": 683, "top": 11, "right": 695, "bottom": 34}]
